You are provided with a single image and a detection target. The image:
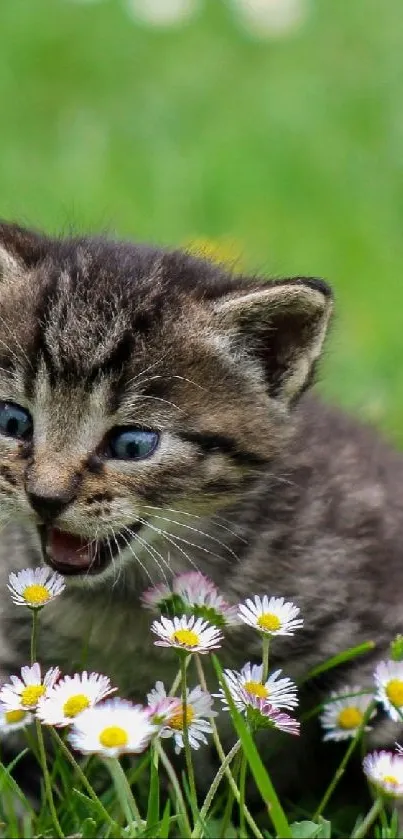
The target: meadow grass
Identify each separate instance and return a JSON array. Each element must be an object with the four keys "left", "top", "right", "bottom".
[{"left": 1, "top": 1, "right": 403, "bottom": 835}]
